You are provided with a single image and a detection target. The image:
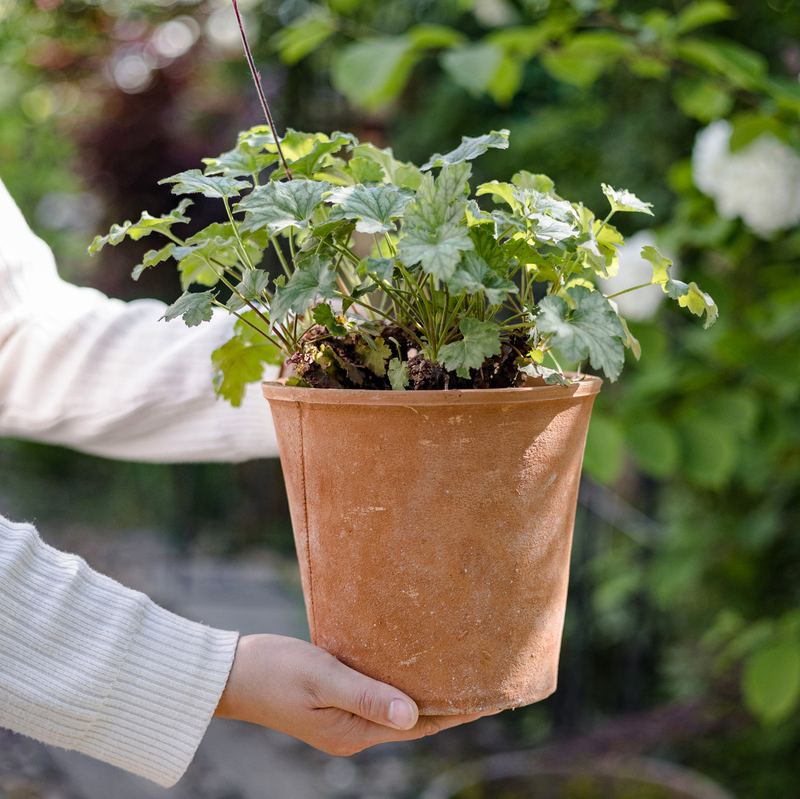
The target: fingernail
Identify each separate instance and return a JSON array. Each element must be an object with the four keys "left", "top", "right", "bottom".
[{"left": 388, "top": 699, "right": 415, "bottom": 730}]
